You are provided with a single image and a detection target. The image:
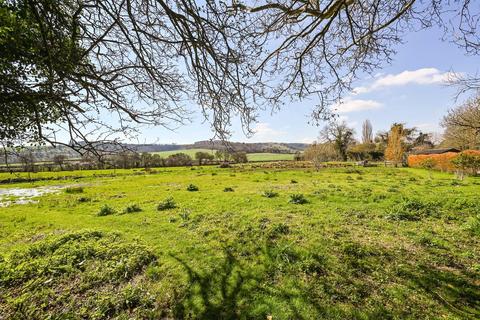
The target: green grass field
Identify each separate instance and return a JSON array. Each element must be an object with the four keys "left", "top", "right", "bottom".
[
  {"left": 151, "top": 148, "right": 216, "bottom": 158},
  {"left": 246, "top": 153, "right": 294, "bottom": 161},
  {"left": 0, "top": 164, "right": 479, "bottom": 319},
  {"left": 151, "top": 148, "right": 295, "bottom": 162}
]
